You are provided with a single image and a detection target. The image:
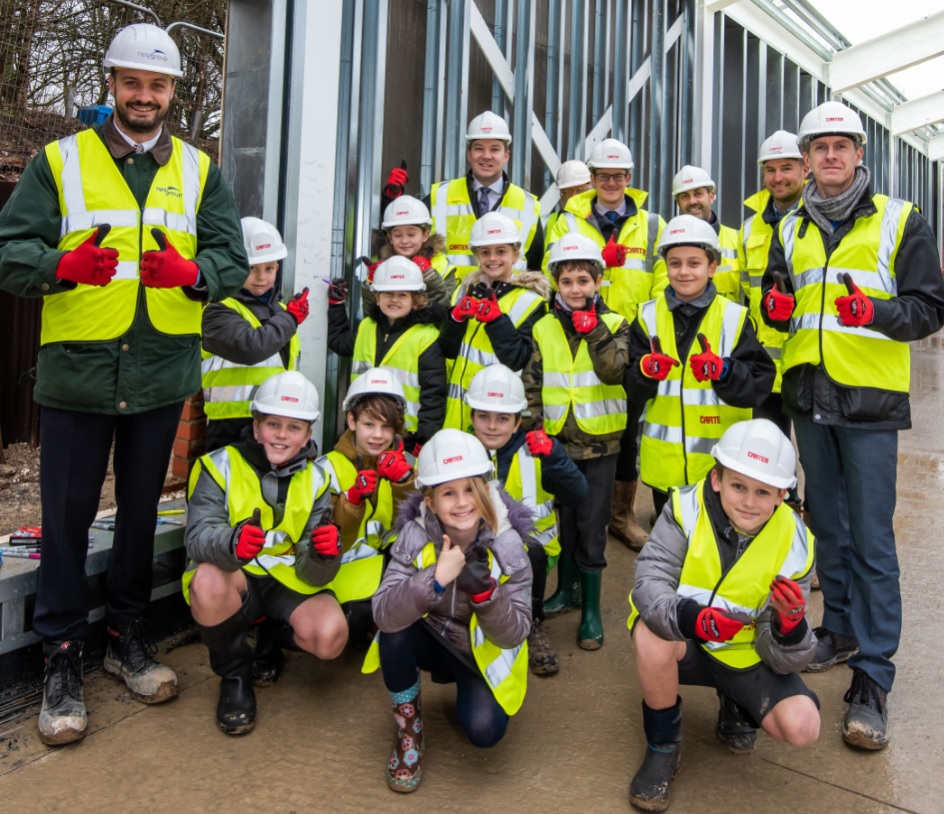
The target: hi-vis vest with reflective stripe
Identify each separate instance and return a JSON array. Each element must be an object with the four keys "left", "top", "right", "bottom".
[
  {"left": 532, "top": 312, "right": 627, "bottom": 437},
  {"left": 361, "top": 541, "right": 529, "bottom": 715},
  {"left": 201, "top": 298, "right": 301, "bottom": 420},
  {"left": 182, "top": 446, "right": 332, "bottom": 598},
  {"left": 350, "top": 319, "right": 439, "bottom": 434},
  {"left": 430, "top": 177, "right": 540, "bottom": 273},
  {"left": 638, "top": 296, "right": 750, "bottom": 492},
  {"left": 317, "top": 450, "right": 390, "bottom": 603},
  {"left": 714, "top": 223, "right": 742, "bottom": 304},
  {"left": 779, "top": 195, "right": 912, "bottom": 394},
  {"left": 444, "top": 284, "right": 546, "bottom": 430},
  {"left": 496, "top": 447, "right": 561, "bottom": 561},
  {"left": 43, "top": 129, "right": 209, "bottom": 344},
  {"left": 627, "top": 481, "right": 814, "bottom": 670},
  {"left": 739, "top": 190, "right": 786, "bottom": 393}
]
